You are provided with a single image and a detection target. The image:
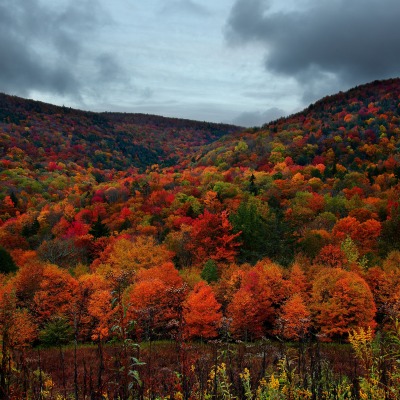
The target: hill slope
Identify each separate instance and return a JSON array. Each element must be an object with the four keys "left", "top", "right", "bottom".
[
  {"left": 194, "top": 78, "right": 400, "bottom": 174},
  {"left": 0, "top": 93, "right": 242, "bottom": 171},
  {"left": 1, "top": 78, "right": 400, "bottom": 266},
  {"left": 2, "top": 80, "right": 400, "bottom": 397}
]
